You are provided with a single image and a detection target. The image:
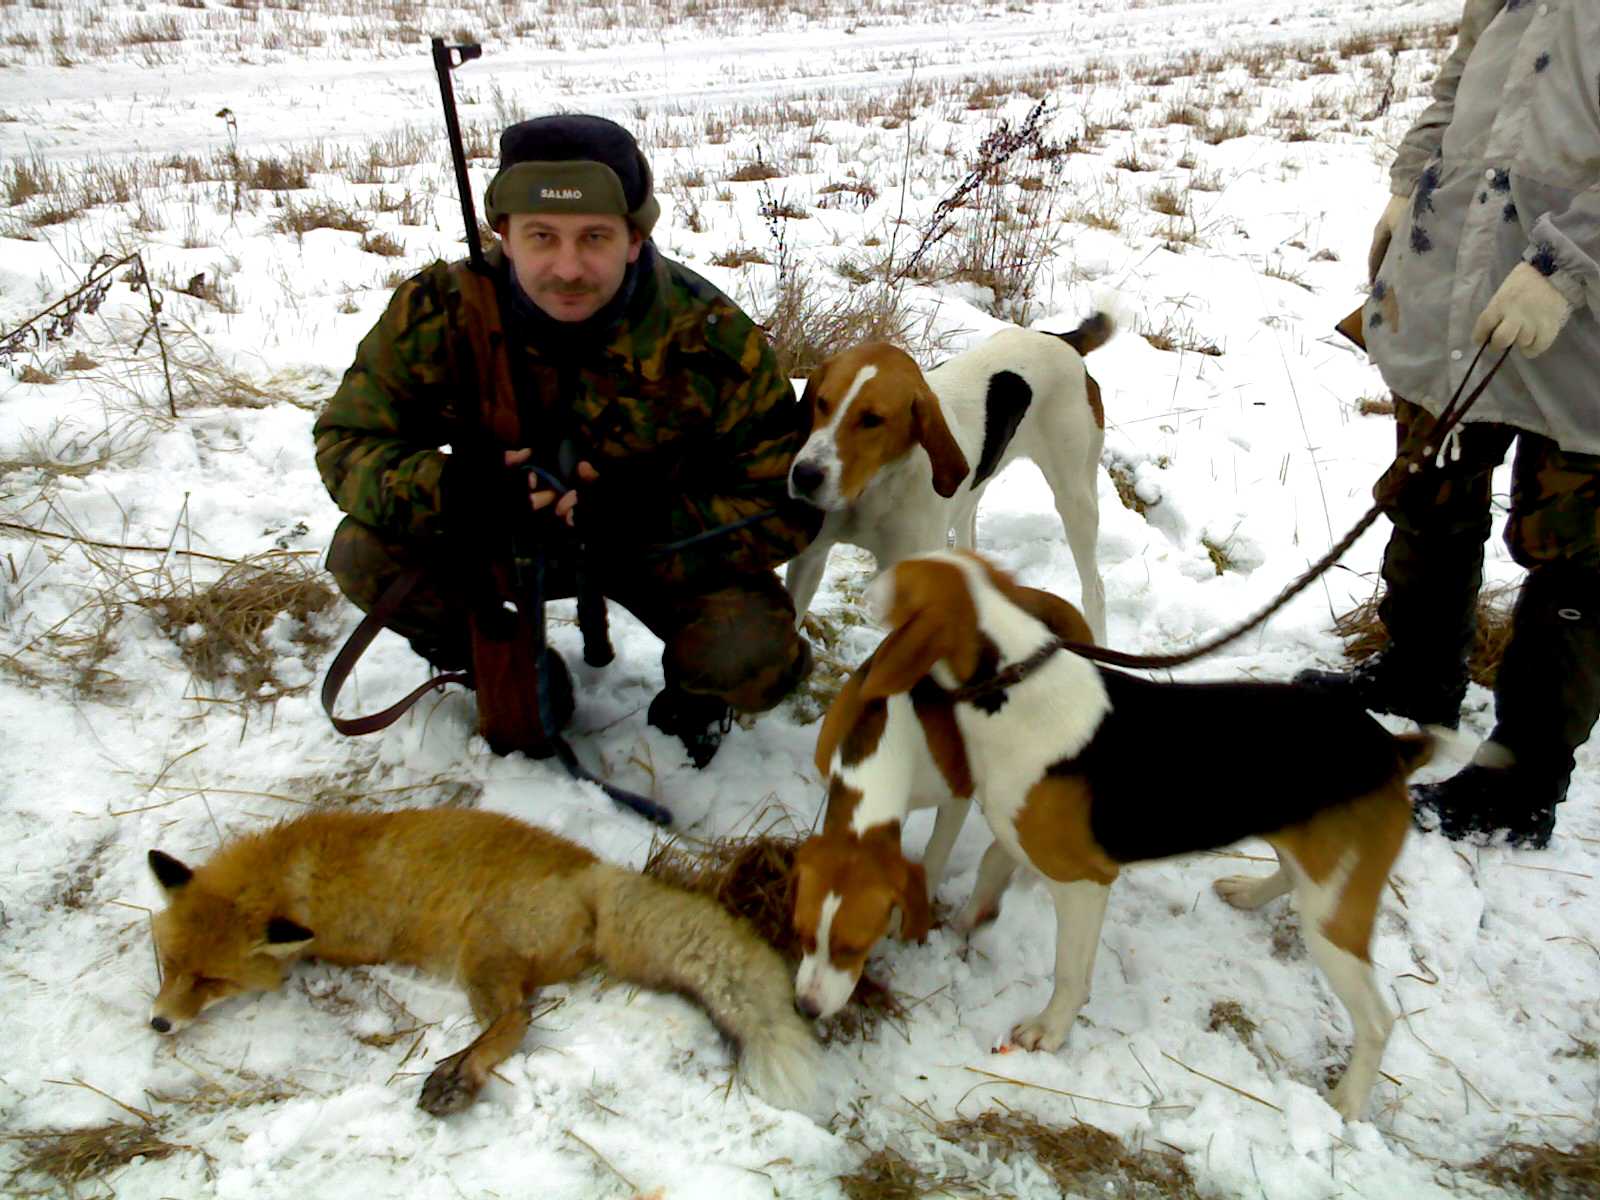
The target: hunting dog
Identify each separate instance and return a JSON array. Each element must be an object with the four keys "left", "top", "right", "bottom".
[
  {"left": 790, "top": 585, "right": 1095, "bottom": 1012},
  {"left": 148, "top": 809, "right": 819, "bottom": 1115},
  {"left": 795, "top": 550, "right": 1435, "bottom": 1122},
  {"left": 783, "top": 319, "right": 1114, "bottom": 641}
]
